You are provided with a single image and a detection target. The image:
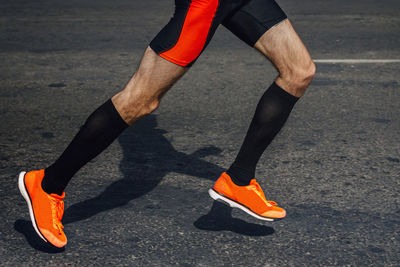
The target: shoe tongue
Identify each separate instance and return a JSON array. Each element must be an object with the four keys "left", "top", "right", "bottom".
[
  {"left": 250, "top": 179, "right": 258, "bottom": 185},
  {"left": 50, "top": 192, "right": 65, "bottom": 200},
  {"left": 250, "top": 179, "right": 267, "bottom": 200}
]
